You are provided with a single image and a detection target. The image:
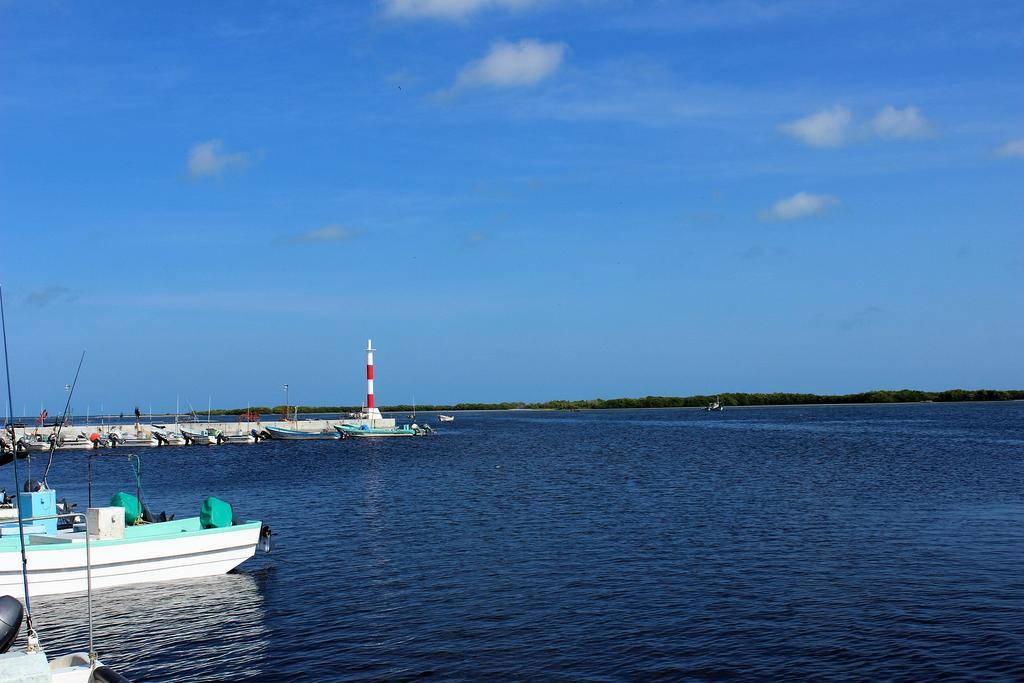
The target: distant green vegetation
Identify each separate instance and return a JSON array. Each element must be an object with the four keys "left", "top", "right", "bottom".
[{"left": 204, "top": 389, "right": 1024, "bottom": 415}]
